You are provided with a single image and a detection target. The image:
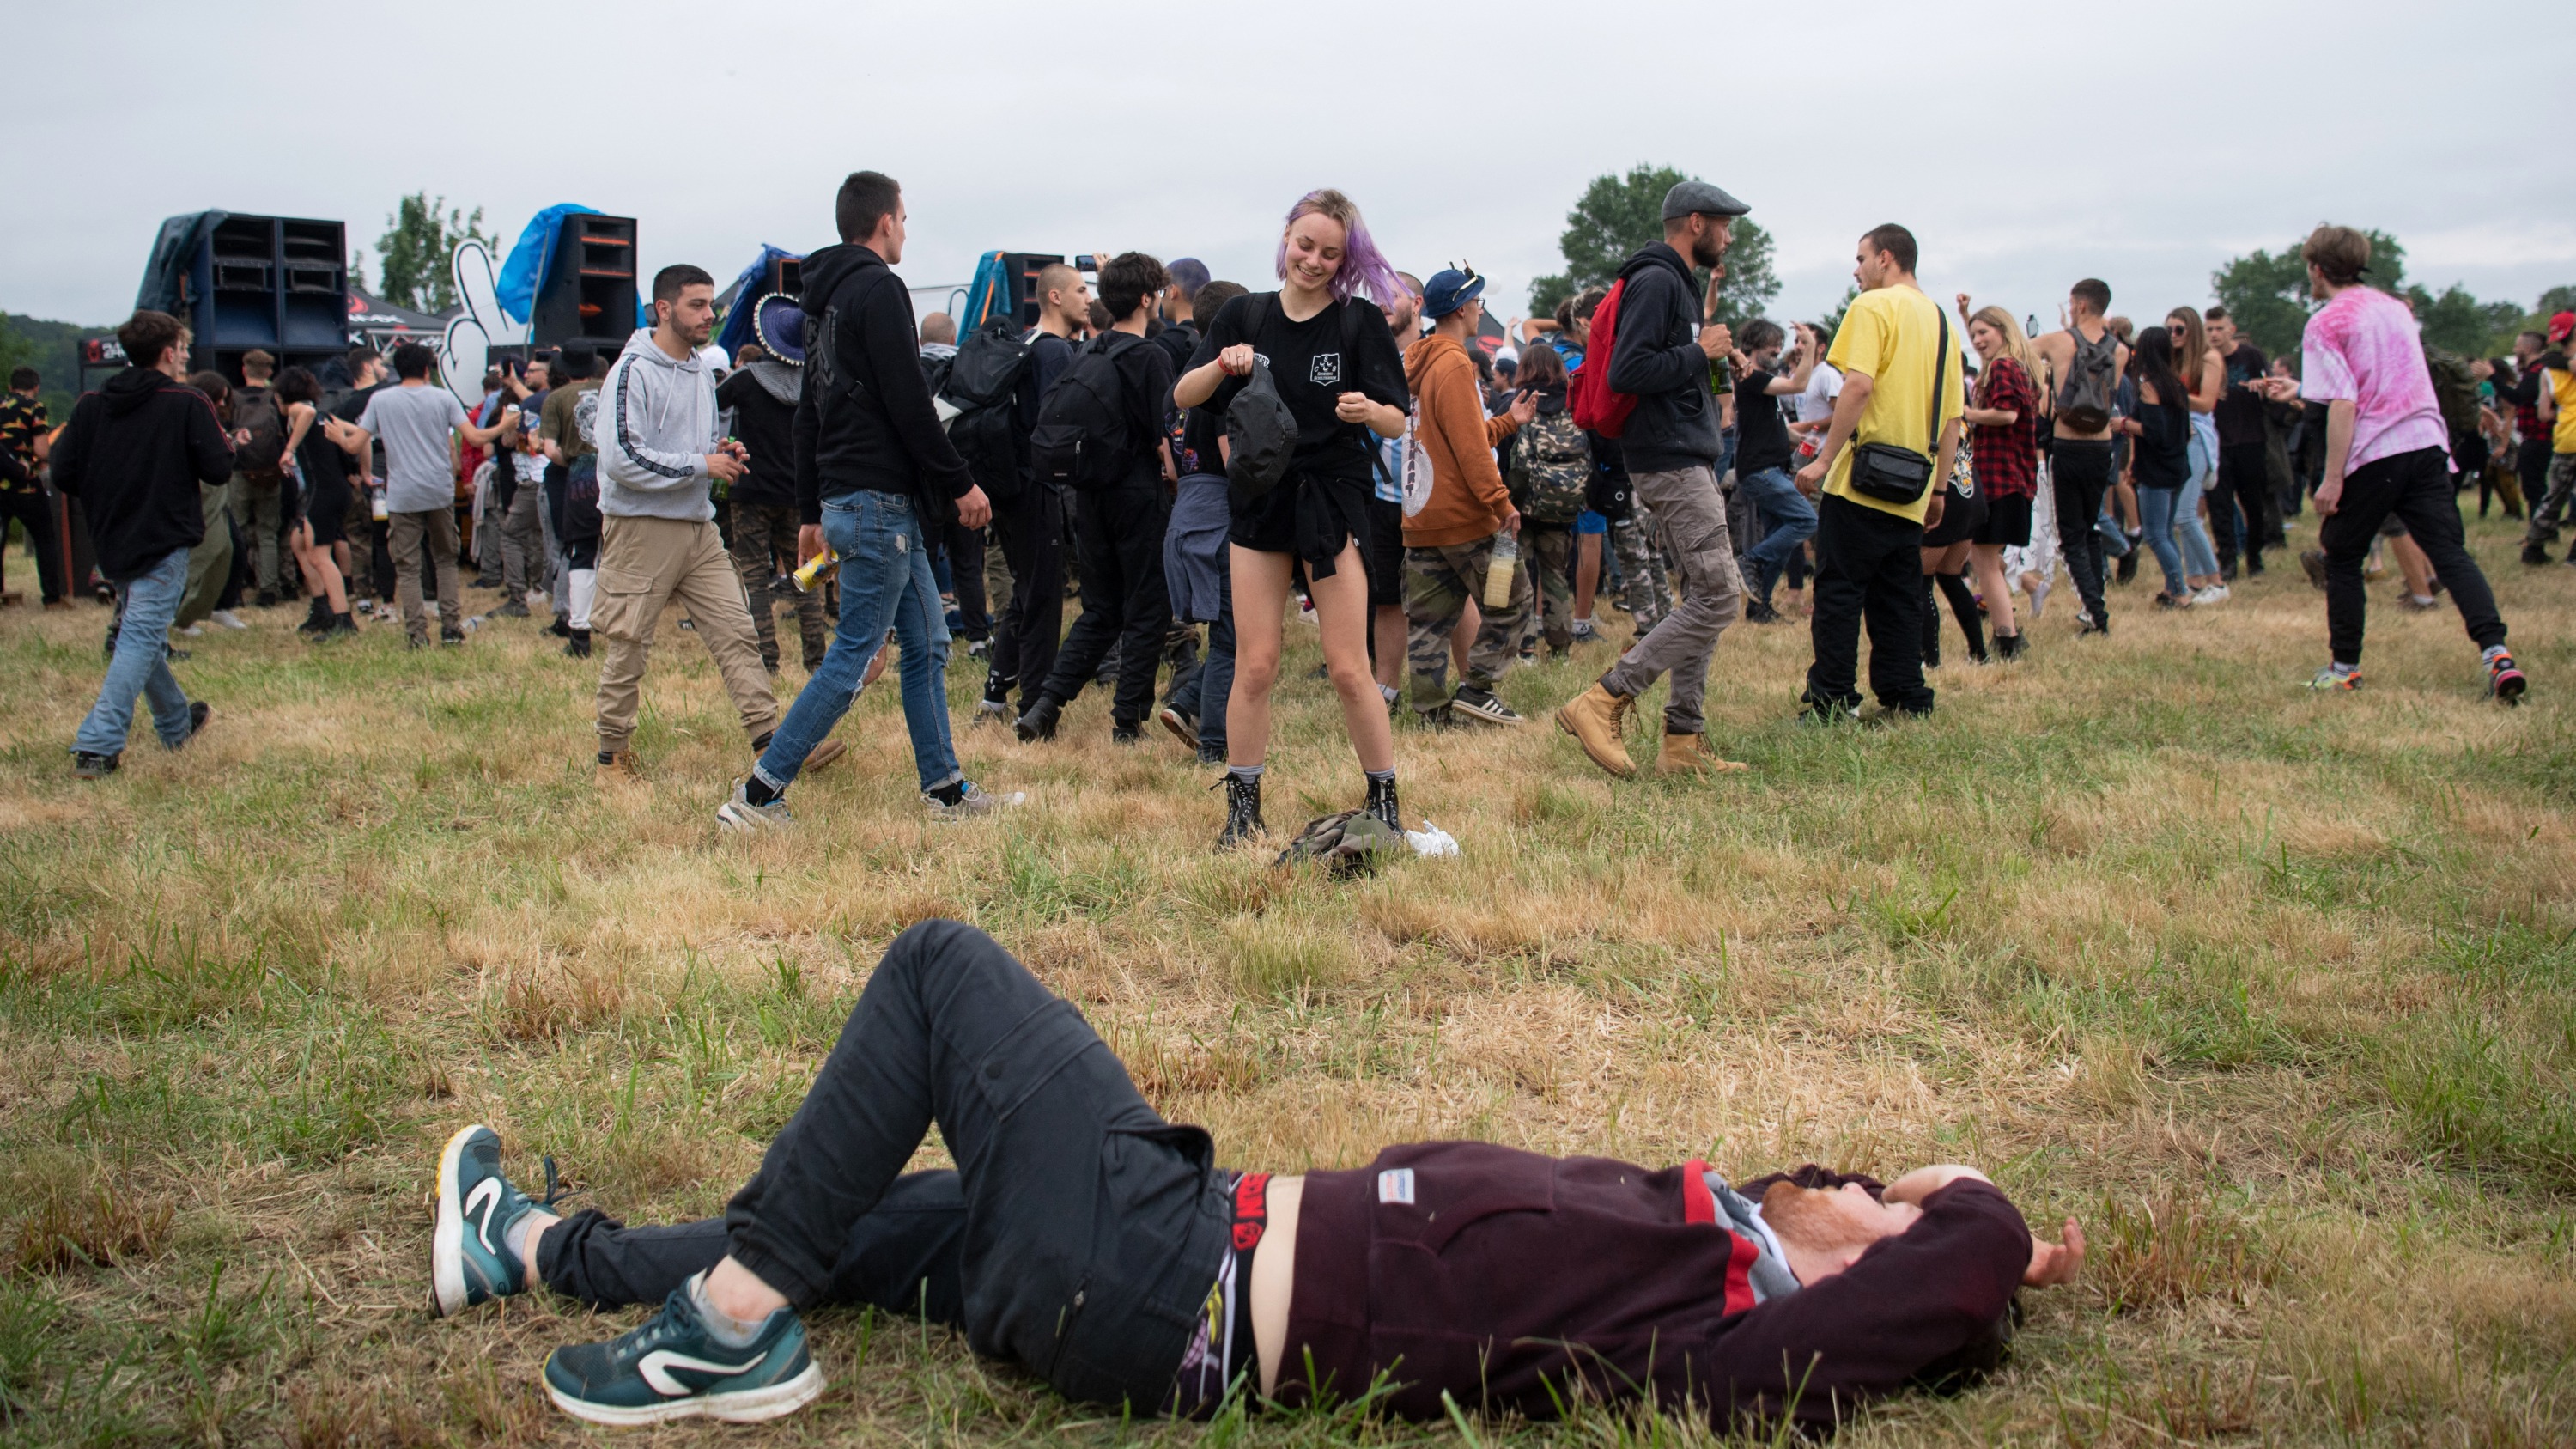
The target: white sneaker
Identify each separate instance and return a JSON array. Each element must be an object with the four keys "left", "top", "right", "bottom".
[
  {"left": 210, "top": 610, "right": 248, "bottom": 630},
  {"left": 2191, "top": 585, "right": 2230, "bottom": 605},
  {"left": 928, "top": 782, "right": 1024, "bottom": 820},
  {"left": 175, "top": 624, "right": 204, "bottom": 637}
]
